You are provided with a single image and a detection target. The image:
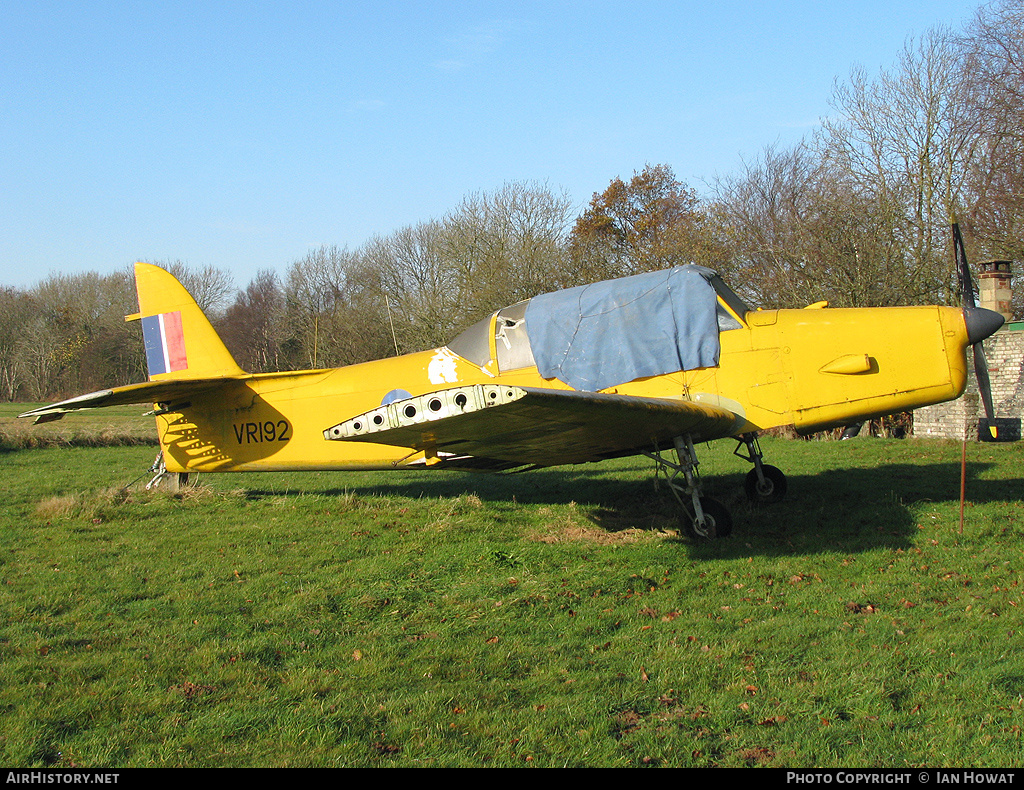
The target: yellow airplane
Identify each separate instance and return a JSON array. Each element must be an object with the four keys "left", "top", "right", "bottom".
[{"left": 20, "top": 232, "right": 1004, "bottom": 538}]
